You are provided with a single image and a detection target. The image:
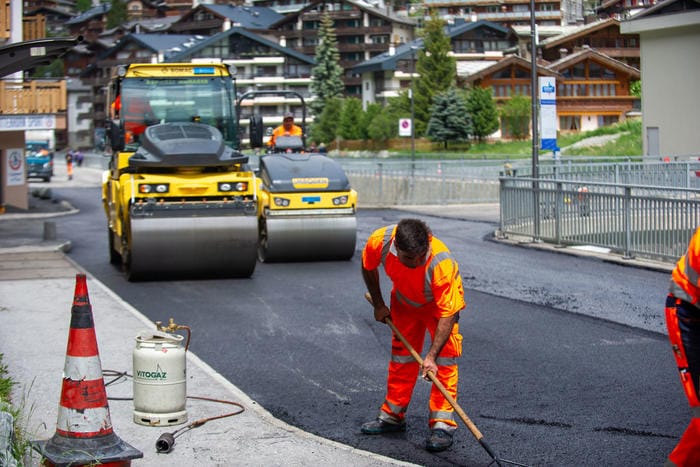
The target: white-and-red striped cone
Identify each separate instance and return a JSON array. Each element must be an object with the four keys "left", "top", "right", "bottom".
[{"left": 32, "top": 274, "right": 142, "bottom": 466}]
